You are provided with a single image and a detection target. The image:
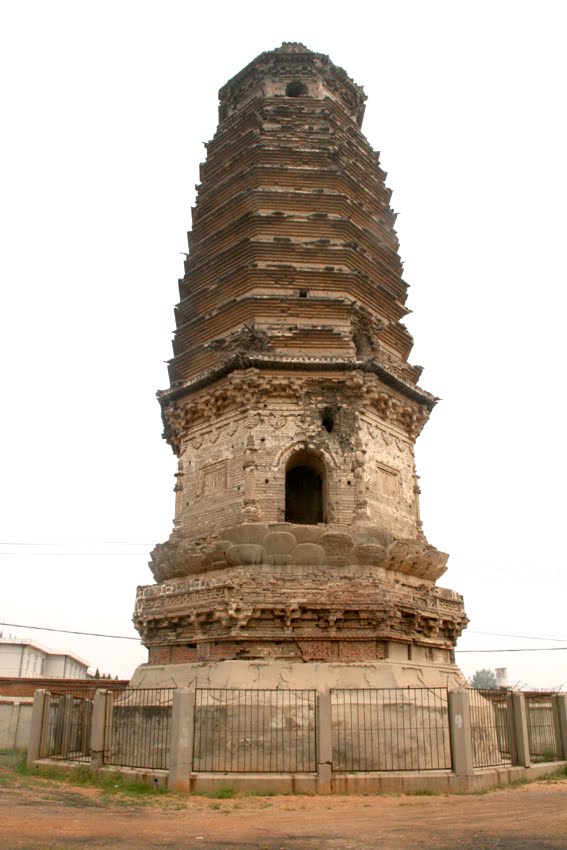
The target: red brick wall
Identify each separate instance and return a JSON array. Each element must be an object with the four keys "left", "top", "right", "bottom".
[{"left": 0, "top": 678, "right": 129, "bottom": 698}]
